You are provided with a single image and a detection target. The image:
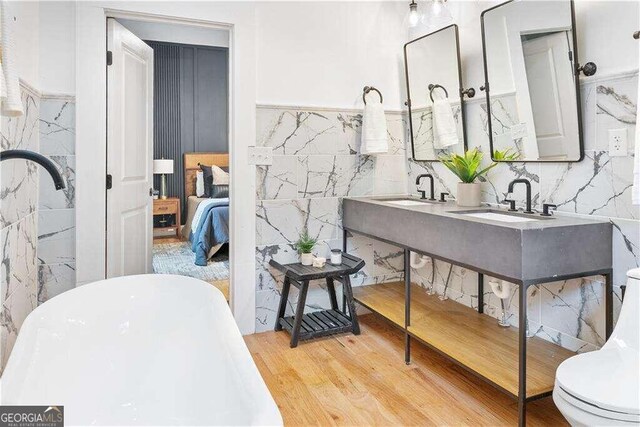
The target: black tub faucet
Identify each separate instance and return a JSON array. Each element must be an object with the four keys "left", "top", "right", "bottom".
[
  {"left": 0, "top": 149, "right": 65, "bottom": 190},
  {"left": 416, "top": 174, "right": 436, "bottom": 200},
  {"left": 507, "top": 179, "right": 534, "bottom": 214}
]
